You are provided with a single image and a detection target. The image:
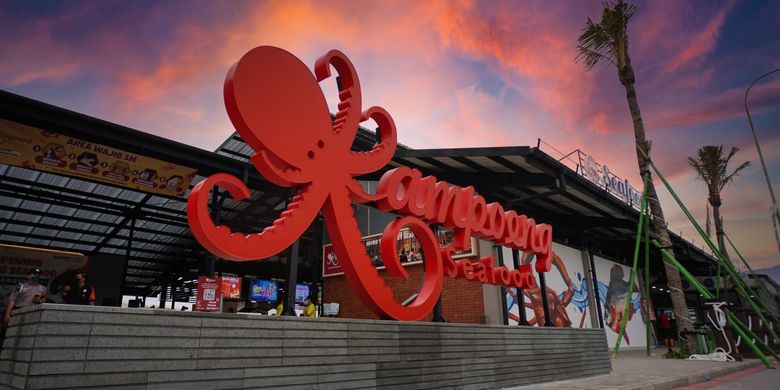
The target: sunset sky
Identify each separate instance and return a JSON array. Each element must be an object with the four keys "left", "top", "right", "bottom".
[{"left": 1, "top": 0, "right": 779, "bottom": 270}]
